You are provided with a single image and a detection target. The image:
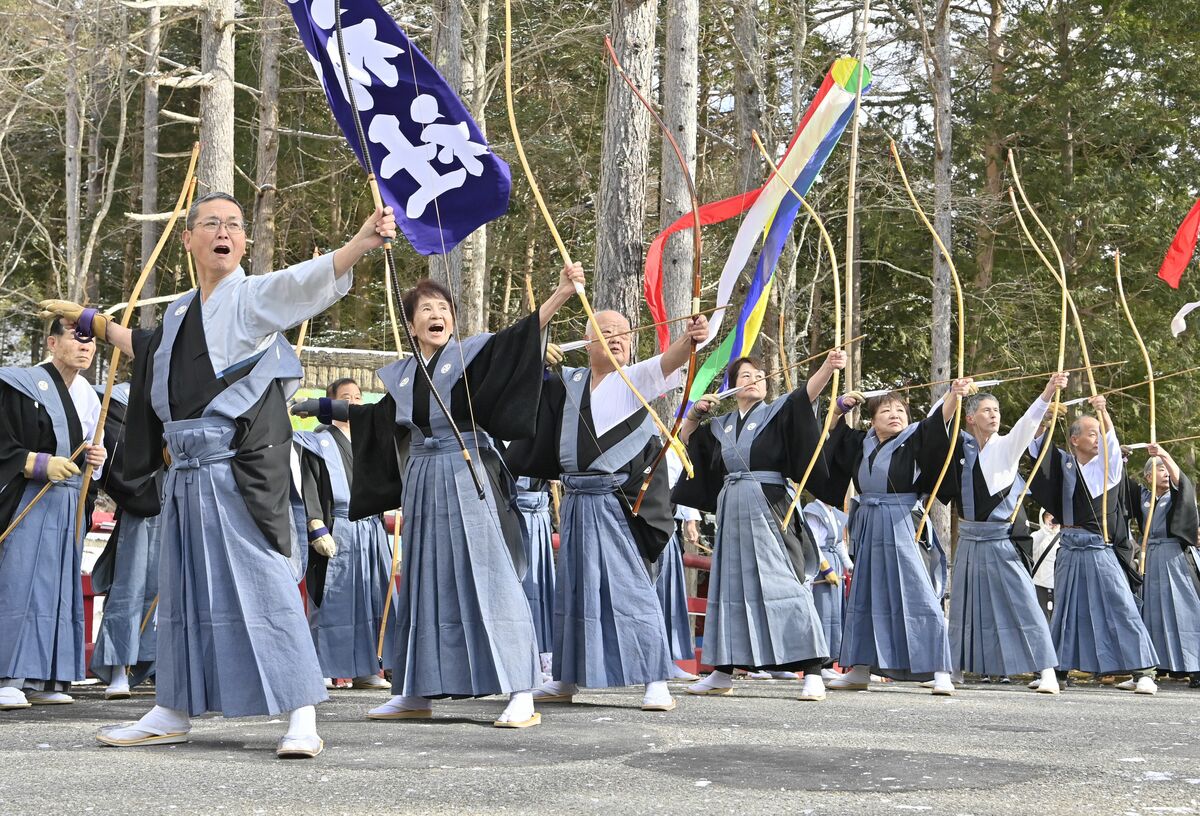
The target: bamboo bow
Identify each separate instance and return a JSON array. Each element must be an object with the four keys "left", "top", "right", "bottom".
[
  {"left": 747, "top": 132, "right": 843, "bottom": 531},
  {"left": 332, "top": 3, "right": 485, "bottom": 499},
  {"left": 1115, "top": 250, "right": 1157, "bottom": 574},
  {"left": 602, "top": 35, "right": 704, "bottom": 514},
  {"left": 1006, "top": 150, "right": 1109, "bottom": 541},
  {"left": 503, "top": 1, "right": 690, "bottom": 476},
  {"left": 75, "top": 143, "right": 201, "bottom": 537},
  {"left": 888, "top": 140, "right": 964, "bottom": 544}
]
